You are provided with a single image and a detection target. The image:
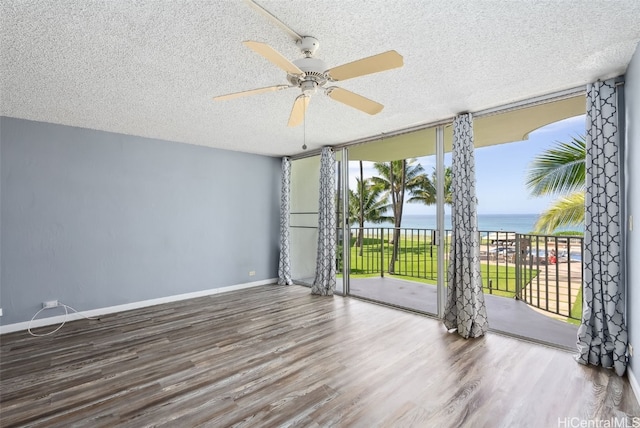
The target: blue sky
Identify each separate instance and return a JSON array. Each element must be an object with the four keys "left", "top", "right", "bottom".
[{"left": 348, "top": 114, "right": 586, "bottom": 215}]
